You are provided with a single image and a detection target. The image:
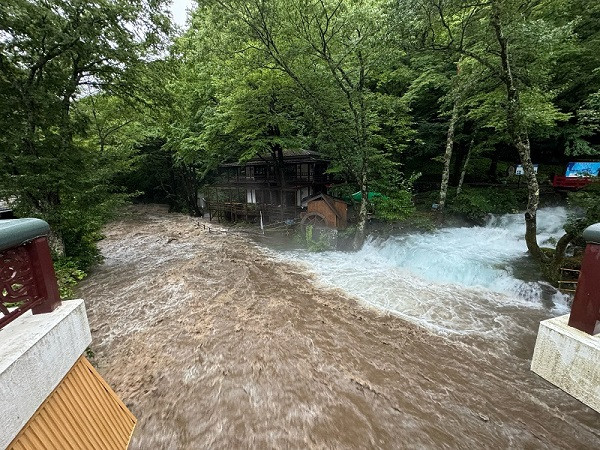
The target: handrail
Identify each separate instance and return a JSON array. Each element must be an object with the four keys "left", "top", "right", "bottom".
[
  {"left": 0, "top": 219, "right": 61, "bottom": 330},
  {"left": 552, "top": 175, "right": 594, "bottom": 190},
  {"left": 568, "top": 223, "right": 600, "bottom": 334}
]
